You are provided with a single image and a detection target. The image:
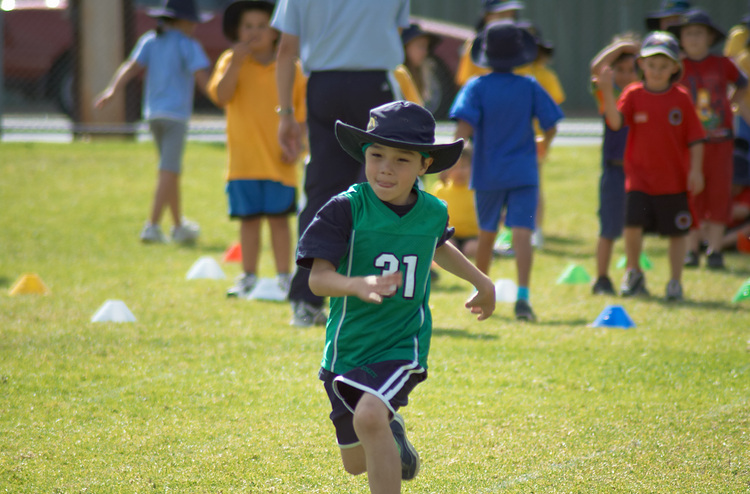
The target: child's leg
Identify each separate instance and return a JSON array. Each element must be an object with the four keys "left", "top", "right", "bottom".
[
  {"left": 475, "top": 230, "right": 497, "bottom": 276},
  {"left": 352, "top": 393, "right": 400, "bottom": 494},
  {"left": 150, "top": 170, "right": 180, "bottom": 226},
  {"left": 339, "top": 446, "right": 367, "bottom": 476},
  {"left": 704, "top": 221, "right": 725, "bottom": 253},
  {"left": 512, "top": 227, "right": 533, "bottom": 288},
  {"left": 267, "top": 215, "right": 291, "bottom": 275},
  {"left": 668, "top": 235, "right": 687, "bottom": 282},
  {"left": 240, "top": 218, "right": 262, "bottom": 275},
  {"left": 596, "top": 237, "right": 615, "bottom": 278},
  {"left": 623, "top": 226, "right": 643, "bottom": 271}
]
